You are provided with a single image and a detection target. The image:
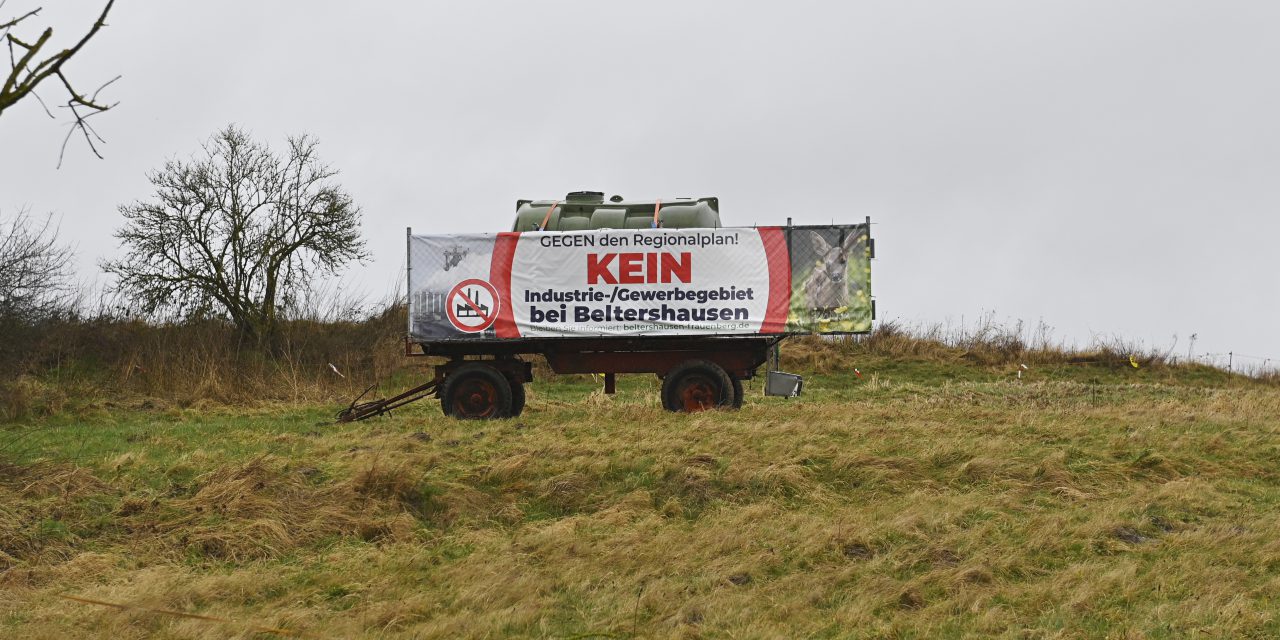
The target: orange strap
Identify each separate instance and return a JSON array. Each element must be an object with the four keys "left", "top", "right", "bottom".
[
  {"left": 651, "top": 199, "right": 662, "bottom": 228},
  {"left": 538, "top": 200, "right": 560, "bottom": 231}
]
